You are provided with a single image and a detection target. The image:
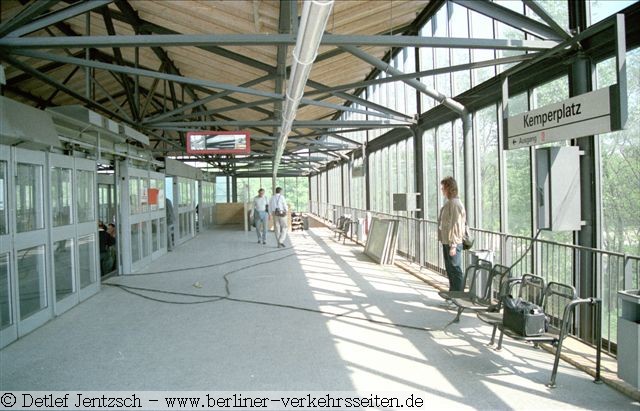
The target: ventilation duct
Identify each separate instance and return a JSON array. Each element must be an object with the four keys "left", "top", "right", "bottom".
[{"left": 273, "top": 0, "right": 334, "bottom": 177}]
